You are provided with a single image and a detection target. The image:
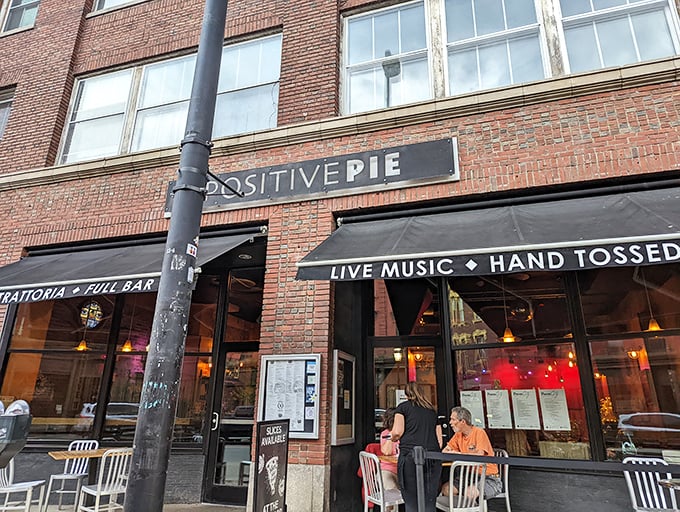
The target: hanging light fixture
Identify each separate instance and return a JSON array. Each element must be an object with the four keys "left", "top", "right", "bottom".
[
  {"left": 74, "top": 339, "right": 89, "bottom": 352},
  {"left": 74, "top": 301, "right": 99, "bottom": 351},
  {"left": 121, "top": 295, "right": 137, "bottom": 352},
  {"left": 627, "top": 349, "right": 640, "bottom": 360},
  {"left": 499, "top": 276, "right": 520, "bottom": 343},
  {"left": 641, "top": 267, "right": 663, "bottom": 331},
  {"left": 393, "top": 348, "right": 403, "bottom": 362}
]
